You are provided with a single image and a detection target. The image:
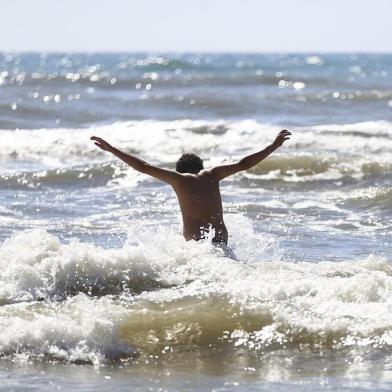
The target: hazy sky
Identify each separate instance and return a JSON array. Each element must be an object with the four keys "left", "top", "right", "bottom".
[{"left": 2, "top": 0, "right": 391, "bottom": 52}]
